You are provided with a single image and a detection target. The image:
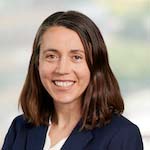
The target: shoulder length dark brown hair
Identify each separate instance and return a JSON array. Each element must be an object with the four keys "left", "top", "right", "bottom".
[{"left": 19, "top": 10, "right": 124, "bottom": 129}]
